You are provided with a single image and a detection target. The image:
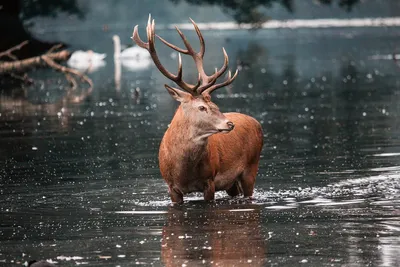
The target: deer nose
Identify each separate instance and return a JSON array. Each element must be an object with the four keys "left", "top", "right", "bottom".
[{"left": 227, "top": 121, "right": 235, "bottom": 130}]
